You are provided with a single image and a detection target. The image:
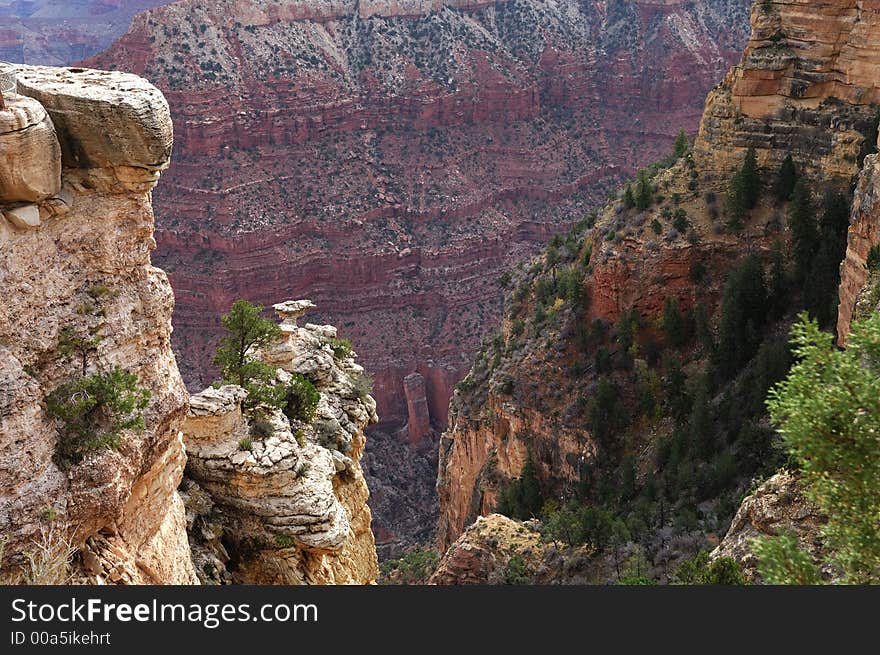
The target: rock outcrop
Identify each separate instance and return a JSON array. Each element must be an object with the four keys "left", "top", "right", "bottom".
[
  {"left": 838, "top": 146, "right": 880, "bottom": 343},
  {"left": 182, "top": 302, "right": 379, "bottom": 585},
  {"left": 88, "top": 0, "right": 752, "bottom": 555},
  {"left": 711, "top": 471, "right": 826, "bottom": 582},
  {"left": 430, "top": 513, "right": 596, "bottom": 584},
  {"left": 695, "top": 0, "right": 880, "bottom": 186},
  {"left": 0, "top": 64, "right": 196, "bottom": 584}
]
